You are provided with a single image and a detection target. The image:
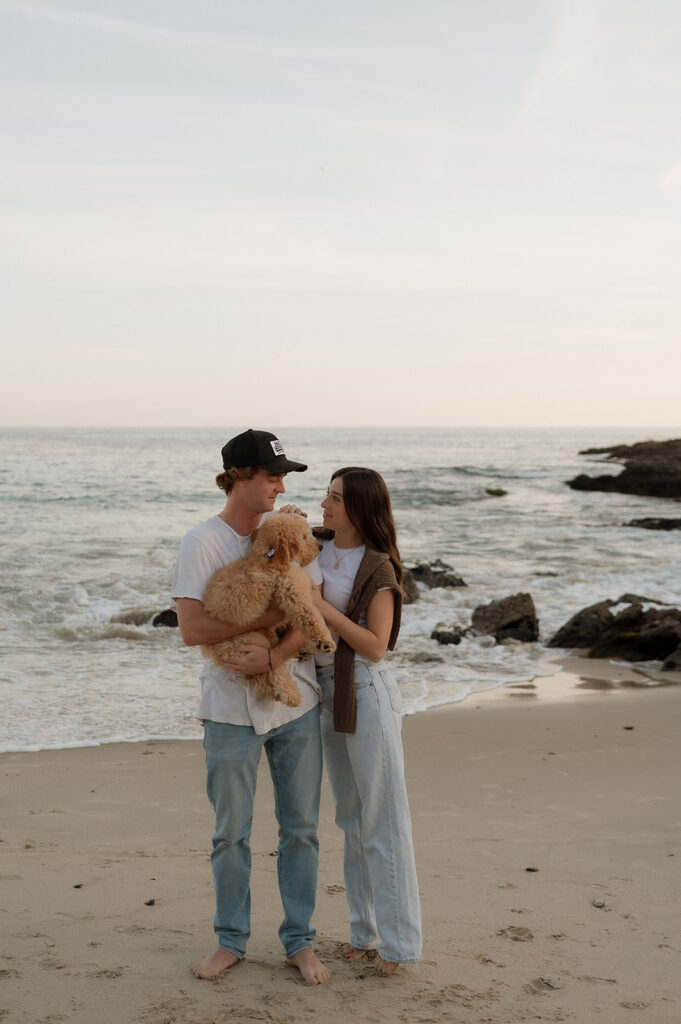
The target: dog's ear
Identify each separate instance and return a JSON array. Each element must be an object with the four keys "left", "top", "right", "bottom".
[
  {"left": 268, "top": 528, "right": 293, "bottom": 568},
  {"left": 268, "top": 517, "right": 308, "bottom": 569},
  {"left": 250, "top": 522, "right": 272, "bottom": 556}
]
